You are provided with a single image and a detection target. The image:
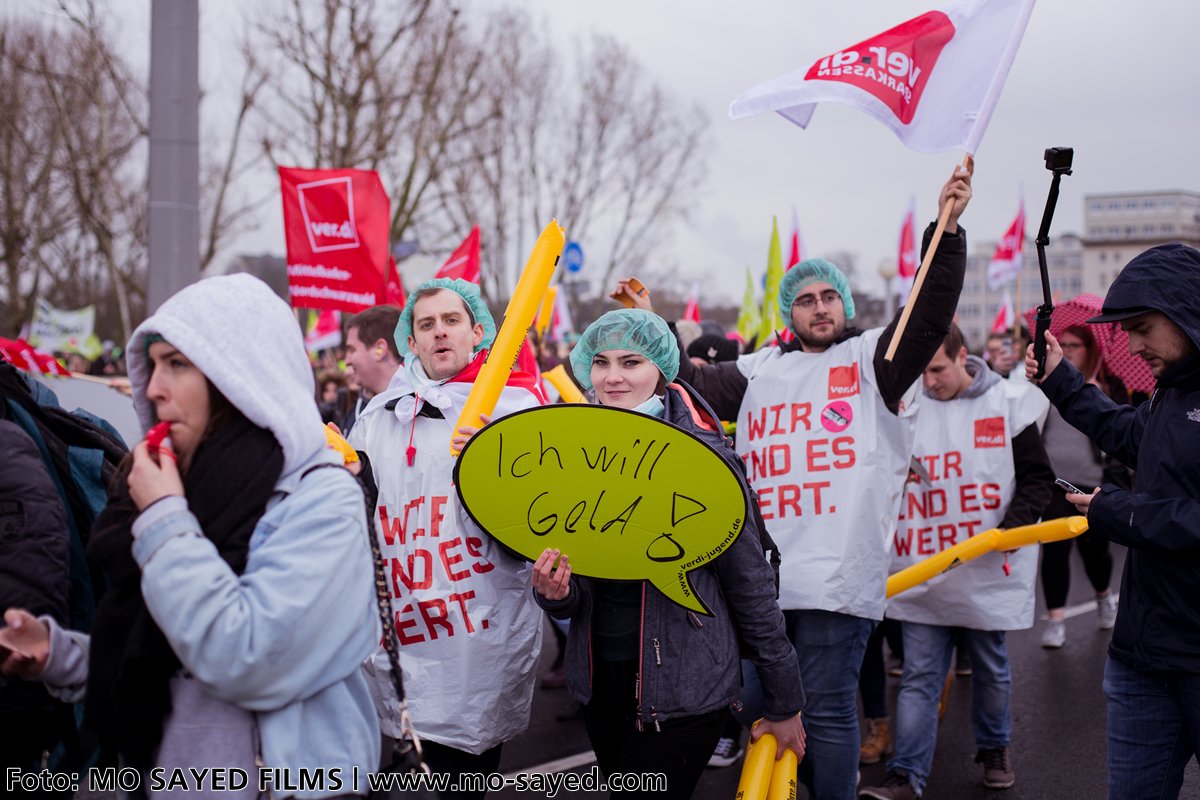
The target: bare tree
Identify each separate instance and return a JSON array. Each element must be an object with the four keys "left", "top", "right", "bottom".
[
  {"left": 0, "top": 23, "right": 73, "bottom": 337},
  {"left": 241, "top": 1, "right": 707, "bottom": 319},
  {"left": 33, "top": 3, "right": 148, "bottom": 342},
  {"left": 251, "top": 0, "right": 498, "bottom": 245},
  {"left": 434, "top": 12, "right": 710, "bottom": 314},
  {"left": 199, "top": 50, "right": 271, "bottom": 273}
]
